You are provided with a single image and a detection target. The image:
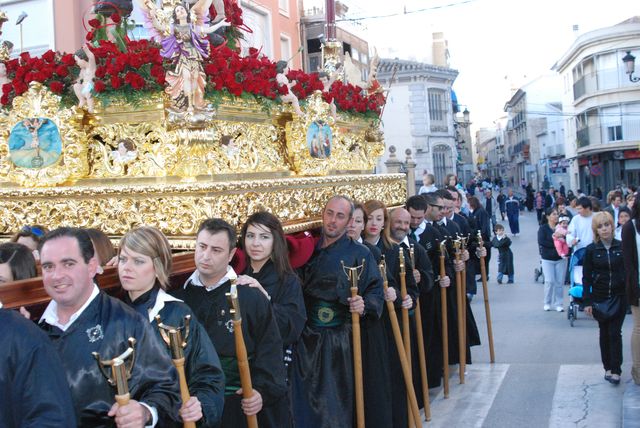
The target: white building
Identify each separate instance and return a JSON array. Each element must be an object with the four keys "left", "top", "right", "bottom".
[
  {"left": 553, "top": 17, "right": 640, "bottom": 193},
  {"left": 503, "top": 74, "right": 564, "bottom": 190},
  {"left": 377, "top": 58, "right": 460, "bottom": 186}
]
